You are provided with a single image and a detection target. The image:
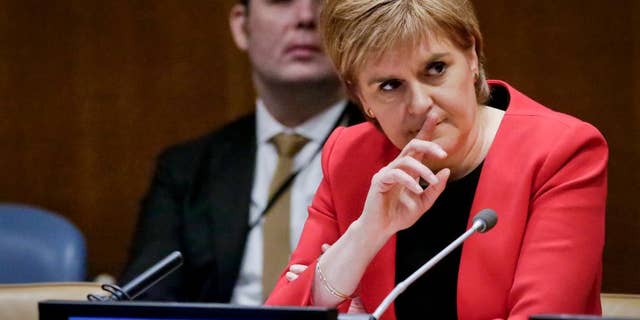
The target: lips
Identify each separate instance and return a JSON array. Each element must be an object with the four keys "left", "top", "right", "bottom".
[
  {"left": 285, "top": 43, "right": 321, "bottom": 58},
  {"left": 286, "top": 43, "right": 320, "bottom": 51}
]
